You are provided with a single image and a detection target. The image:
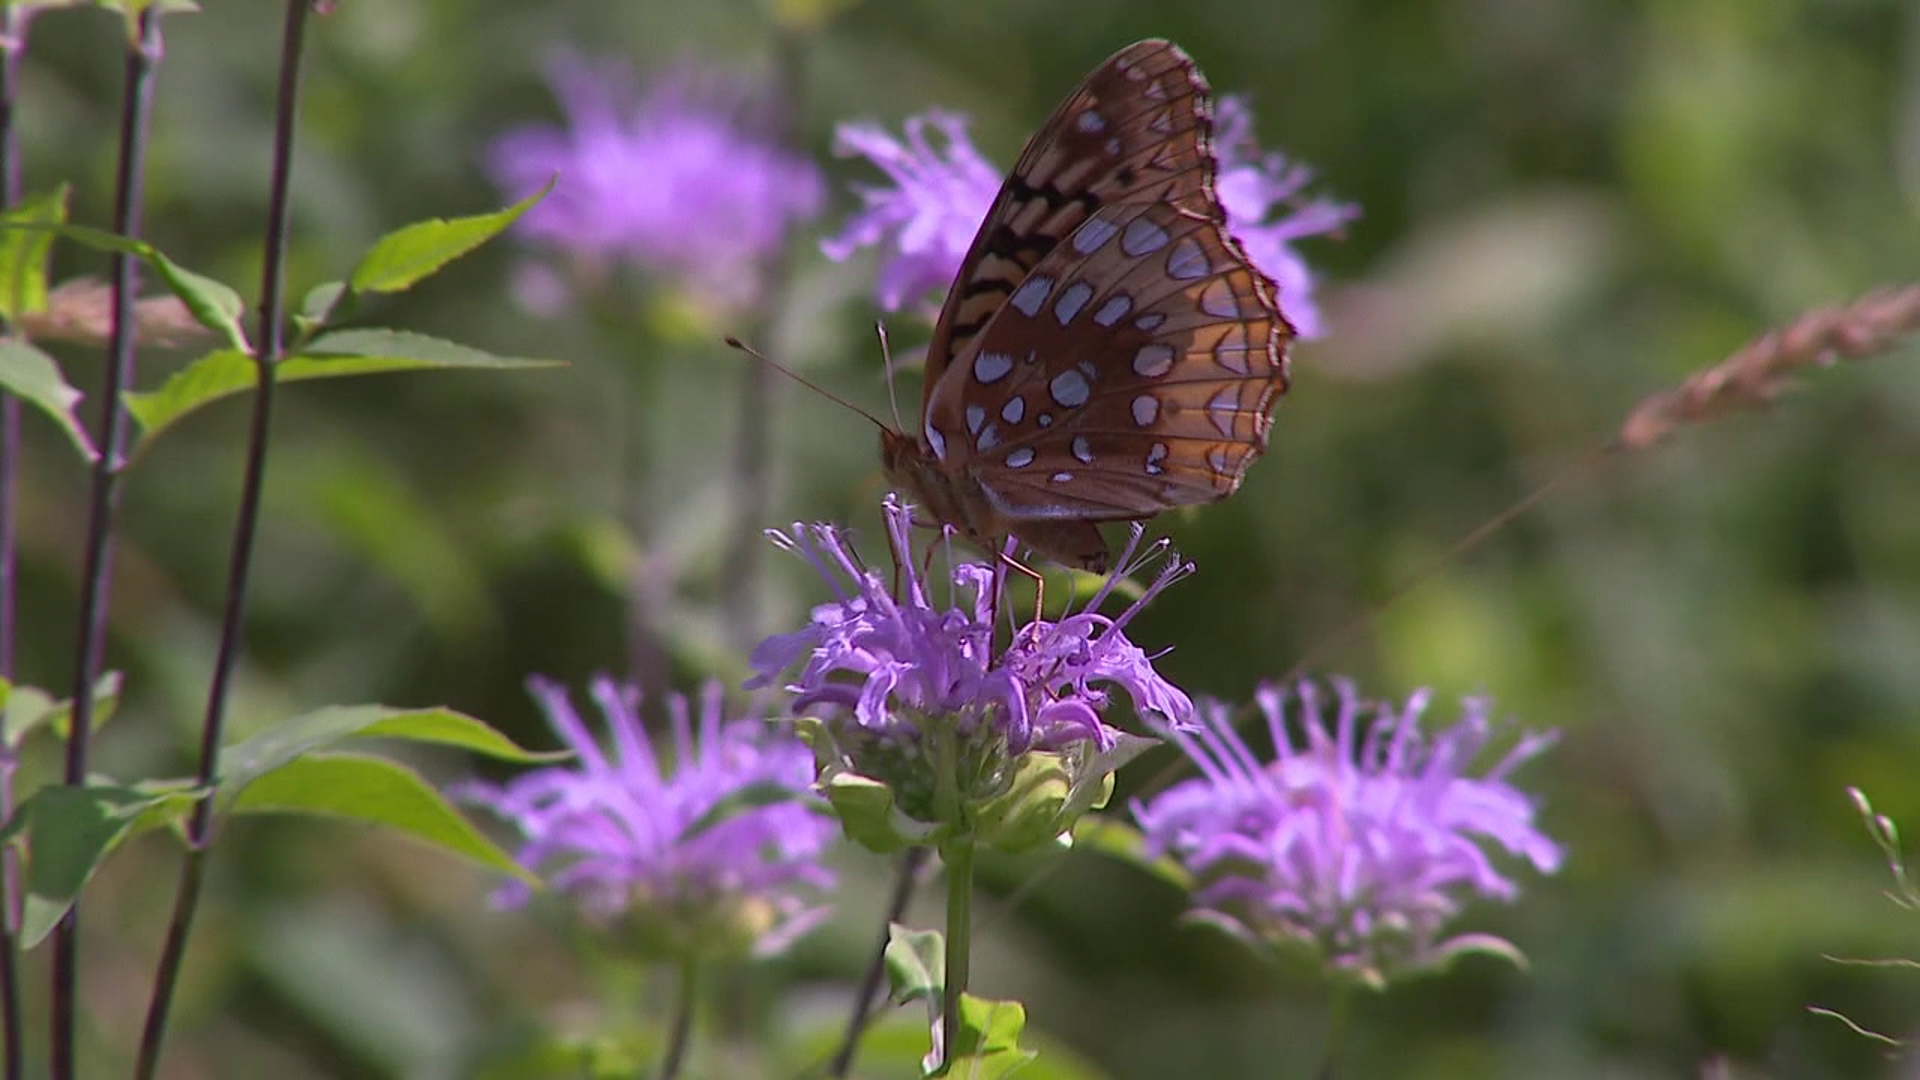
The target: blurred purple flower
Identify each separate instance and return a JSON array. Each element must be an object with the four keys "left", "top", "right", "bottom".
[
  {"left": 488, "top": 51, "right": 825, "bottom": 311},
  {"left": 821, "top": 97, "right": 1352, "bottom": 336},
  {"left": 1210, "top": 98, "right": 1358, "bottom": 339},
  {"left": 748, "top": 496, "right": 1190, "bottom": 850},
  {"left": 460, "top": 675, "right": 835, "bottom": 959},
  {"left": 1132, "top": 680, "right": 1562, "bottom": 985},
  {"left": 819, "top": 112, "right": 1000, "bottom": 313}
]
